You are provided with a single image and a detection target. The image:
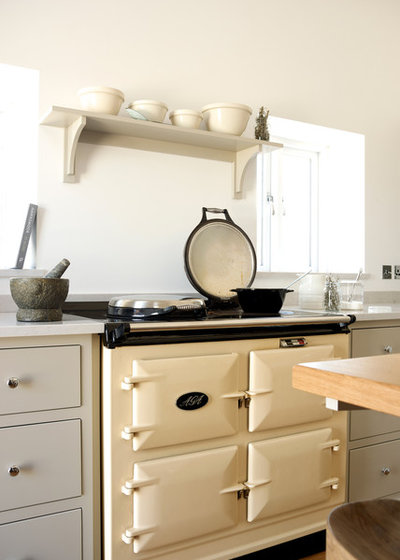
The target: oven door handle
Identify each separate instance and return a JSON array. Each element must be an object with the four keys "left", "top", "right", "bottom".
[{"left": 122, "top": 476, "right": 158, "bottom": 495}]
